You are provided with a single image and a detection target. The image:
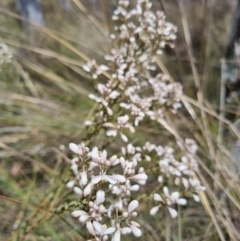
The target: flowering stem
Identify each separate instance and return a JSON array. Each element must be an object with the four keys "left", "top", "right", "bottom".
[
  {"left": 165, "top": 208, "right": 170, "bottom": 241},
  {"left": 178, "top": 204, "right": 182, "bottom": 241}
]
